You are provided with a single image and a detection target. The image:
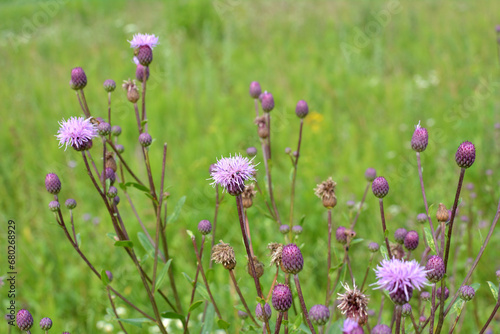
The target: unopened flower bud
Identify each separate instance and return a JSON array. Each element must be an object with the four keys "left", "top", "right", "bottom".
[
  {"left": 272, "top": 284, "right": 293, "bottom": 312},
  {"left": 246, "top": 146, "right": 257, "bottom": 157},
  {"left": 425, "top": 255, "right": 445, "bottom": 283},
  {"left": 136, "top": 45, "right": 153, "bottom": 66},
  {"left": 103, "top": 79, "right": 116, "bottom": 92},
  {"left": 16, "top": 309, "right": 33, "bottom": 331},
  {"left": 136, "top": 64, "right": 150, "bottom": 82},
  {"left": 255, "top": 303, "right": 271, "bottom": 322},
  {"left": 70, "top": 67, "right": 87, "bottom": 90},
  {"left": 45, "top": 173, "right": 62, "bottom": 194},
  {"left": 280, "top": 225, "right": 290, "bottom": 234},
  {"left": 394, "top": 228, "right": 408, "bottom": 244},
  {"left": 295, "top": 100, "right": 309, "bottom": 118},
  {"left": 49, "top": 200, "right": 60, "bottom": 212},
  {"left": 197, "top": 220, "right": 212, "bottom": 235},
  {"left": 39, "top": 317, "right": 52, "bottom": 330},
  {"left": 368, "top": 242, "right": 379, "bottom": 253},
  {"left": 336, "top": 226, "right": 347, "bottom": 244},
  {"left": 102, "top": 167, "right": 116, "bottom": 185},
  {"left": 106, "top": 270, "right": 113, "bottom": 282},
  {"left": 111, "top": 125, "right": 122, "bottom": 136},
  {"left": 115, "top": 144, "right": 125, "bottom": 153},
  {"left": 309, "top": 304, "right": 330, "bottom": 326},
  {"left": 404, "top": 230, "right": 419, "bottom": 251},
  {"left": 139, "top": 133, "right": 152, "bottom": 147},
  {"left": 417, "top": 213, "right": 427, "bottom": 224},
  {"left": 97, "top": 122, "right": 111, "bottom": 136},
  {"left": 401, "top": 303, "right": 412, "bottom": 317},
  {"left": 292, "top": 225, "right": 303, "bottom": 235},
  {"left": 411, "top": 124, "right": 428, "bottom": 152},
  {"left": 281, "top": 244, "right": 303, "bottom": 274},
  {"left": 372, "top": 176, "right": 389, "bottom": 198},
  {"left": 249, "top": 81, "right": 262, "bottom": 99},
  {"left": 65, "top": 198, "right": 77, "bottom": 209},
  {"left": 420, "top": 291, "right": 431, "bottom": 301},
  {"left": 372, "top": 324, "right": 391, "bottom": 334},
  {"left": 459, "top": 285, "right": 475, "bottom": 301},
  {"left": 365, "top": 168, "right": 377, "bottom": 181},
  {"left": 107, "top": 186, "right": 118, "bottom": 198},
  {"left": 261, "top": 92, "right": 274, "bottom": 112},
  {"left": 437, "top": 286, "right": 449, "bottom": 300},
  {"left": 455, "top": 141, "right": 475, "bottom": 169}
]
